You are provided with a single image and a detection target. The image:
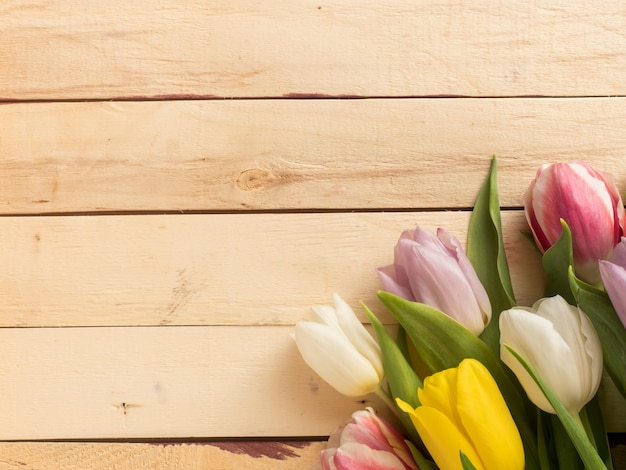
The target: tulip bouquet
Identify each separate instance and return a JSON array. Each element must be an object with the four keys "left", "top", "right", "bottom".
[{"left": 293, "top": 157, "right": 626, "bottom": 469}]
